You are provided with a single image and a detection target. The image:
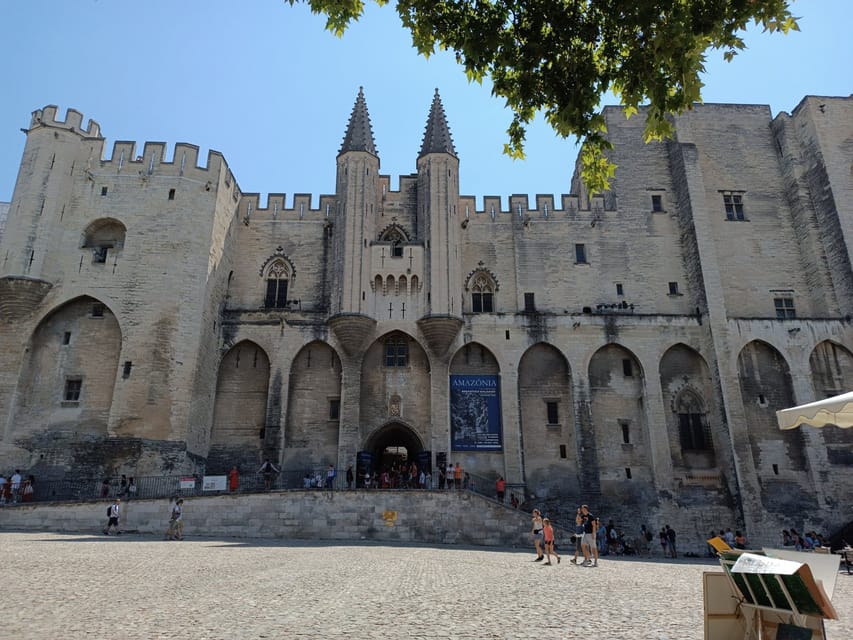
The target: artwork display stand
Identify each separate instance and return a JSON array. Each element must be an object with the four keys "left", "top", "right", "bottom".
[{"left": 704, "top": 544, "right": 839, "bottom": 640}]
